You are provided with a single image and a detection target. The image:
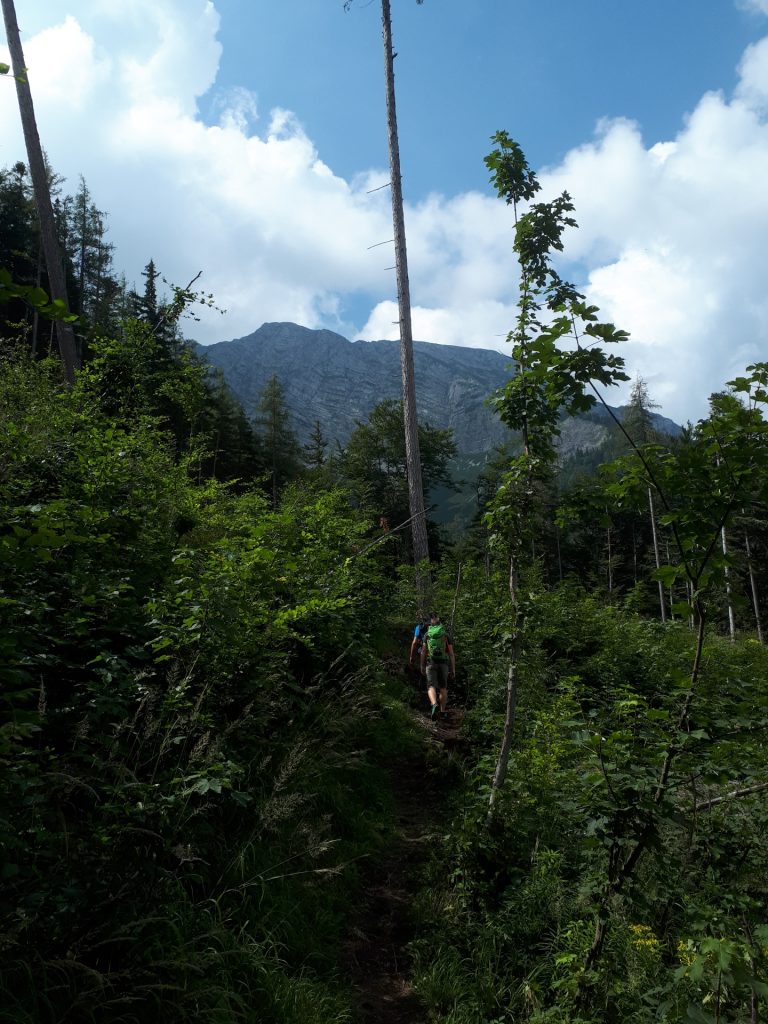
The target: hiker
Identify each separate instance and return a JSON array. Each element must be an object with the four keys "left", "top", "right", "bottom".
[
  {"left": 408, "top": 612, "right": 429, "bottom": 667},
  {"left": 420, "top": 612, "right": 455, "bottom": 721}
]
